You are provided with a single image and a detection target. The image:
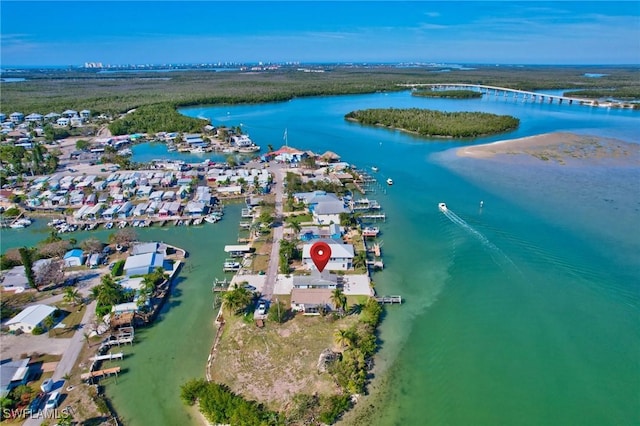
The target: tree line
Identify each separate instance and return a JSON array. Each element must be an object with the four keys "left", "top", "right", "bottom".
[
  {"left": 108, "top": 104, "right": 209, "bottom": 135},
  {"left": 345, "top": 108, "right": 519, "bottom": 138},
  {"left": 0, "top": 143, "right": 60, "bottom": 177}
]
